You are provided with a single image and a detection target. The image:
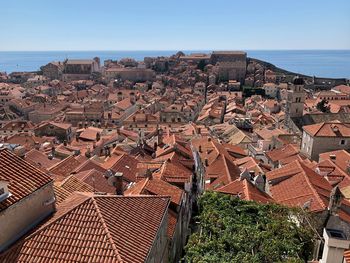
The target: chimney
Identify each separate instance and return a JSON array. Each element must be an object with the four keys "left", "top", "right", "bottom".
[
  {"left": 320, "top": 228, "right": 350, "bottom": 263},
  {"left": 85, "top": 147, "right": 91, "bottom": 158},
  {"left": 254, "top": 174, "right": 266, "bottom": 192},
  {"left": 114, "top": 172, "right": 124, "bottom": 195},
  {"left": 51, "top": 146, "right": 55, "bottom": 157},
  {"left": 157, "top": 128, "right": 163, "bottom": 145},
  {"left": 249, "top": 170, "right": 255, "bottom": 179}
]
